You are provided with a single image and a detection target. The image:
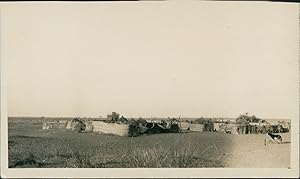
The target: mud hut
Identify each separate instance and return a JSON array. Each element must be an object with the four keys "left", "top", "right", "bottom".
[
  {"left": 128, "top": 124, "right": 141, "bottom": 137},
  {"left": 169, "top": 123, "right": 180, "bottom": 133},
  {"left": 213, "top": 123, "right": 220, "bottom": 131},
  {"left": 84, "top": 121, "right": 94, "bottom": 132},
  {"left": 73, "top": 121, "right": 86, "bottom": 132},
  {"left": 66, "top": 118, "right": 86, "bottom": 132},
  {"left": 136, "top": 118, "right": 148, "bottom": 126},
  {"left": 203, "top": 122, "right": 214, "bottom": 131},
  {"left": 145, "top": 123, "right": 167, "bottom": 134},
  {"left": 118, "top": 116, "right": 128, "bottom": 123}
]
